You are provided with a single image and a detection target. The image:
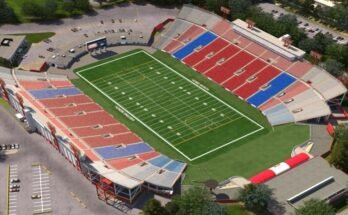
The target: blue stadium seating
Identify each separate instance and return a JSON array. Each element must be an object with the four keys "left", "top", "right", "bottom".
[
  {"left": 95, "top": 143, "right": 152, "bottom": 160},
  {"left": 173, "top": 31, "right": 217, "bottom": 60},
  {"left": 149, "top": 155, "right": 172, "bottom": 168},
  {"left": 164, "top": 160, "right": 186, "bottom": 173},
  {"left": 30, "top": 87, "right": 81, "bottom": 99},
  {"left": 247, "top": 73, "right": 296, "bottom": 107}
]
